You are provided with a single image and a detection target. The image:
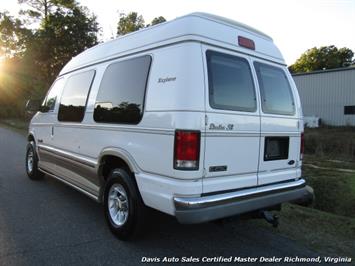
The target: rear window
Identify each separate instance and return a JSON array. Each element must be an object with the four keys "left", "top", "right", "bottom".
[
  {"left": 254, "top": 62, "right": 295, "bottom": 115},
  {"left": 207, "top": 51, "right": 256, "bottom": 112}
]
